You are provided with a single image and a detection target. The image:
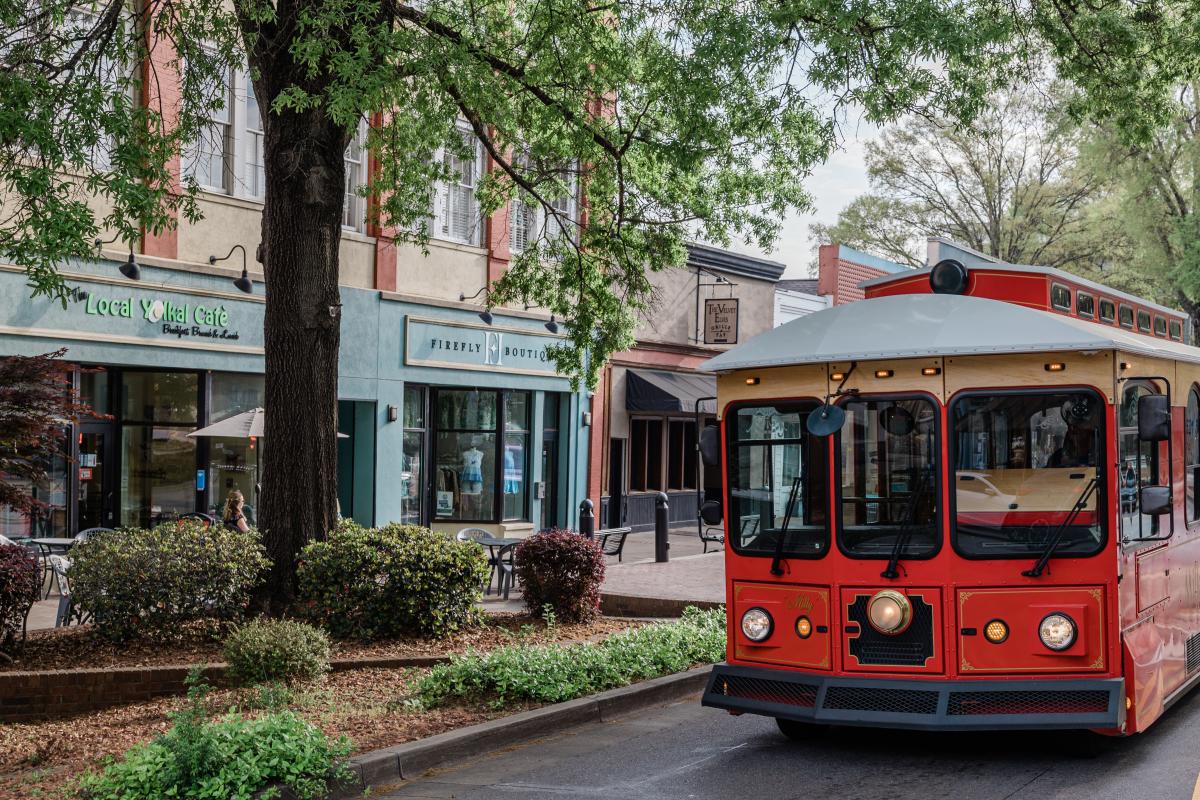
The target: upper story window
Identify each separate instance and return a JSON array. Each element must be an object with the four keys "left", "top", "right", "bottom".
[
  {"left": 432, "top": 126, "right": 482, "bottom": 246},
  {"left": 726, "top": 402, "right": 829, "bottom": 559},
  {"left": 837, "top": 396, "right": 939, "bottom": 560},
  {"left": 1154, "top": 316, "right": 1167, "bottom": 337},
  {"left": 342, "top": 119, "right": 368, "bottom": 233},
  {"left": 63, "top": 8, "right": 124, "bottom": 170},
  {"left": 1099, "top": 299, "right": 1116, "bottom": 324},
  {"left": 1170, "top": 320, "right": 1184, "bottom": 341},
  {"left": 951, "top": 390, "right": 1105, "bottom": 559},
  {"left": 509, "top": 155, "right": 578, "bottom": 254},
  {"left": 183, "top": 50, "right": 233, "bottom": 193},
  {"left": 1137, "top": 310, "right": 1152, "bottom": 332},
  {"left": 1076, "top": 292, "right": 1095, "bottom": 318},
  {"left": 1050, "top": 284, "right": 1072, "bottom": 311},
  {"left": 1119, "top": 304, "right": 1134, "bottom": 328},
  {"left": 244, "top": 79, "right": 265, "bottom": 199}
]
